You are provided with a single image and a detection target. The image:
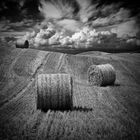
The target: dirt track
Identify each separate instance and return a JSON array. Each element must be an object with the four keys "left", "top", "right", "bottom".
[{"left": 0, "top": 46, "right": 140, "bottom": 140}]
